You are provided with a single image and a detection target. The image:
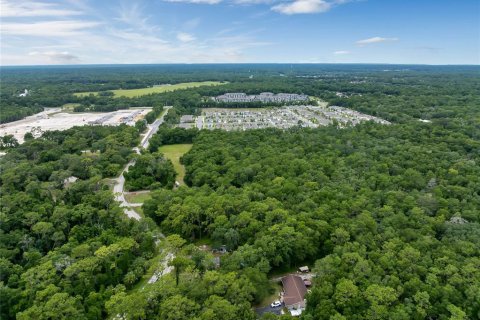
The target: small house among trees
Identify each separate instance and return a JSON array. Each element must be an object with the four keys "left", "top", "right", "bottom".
[{"left": 282, "top": 275, "right": 307, "bottom": 315}]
